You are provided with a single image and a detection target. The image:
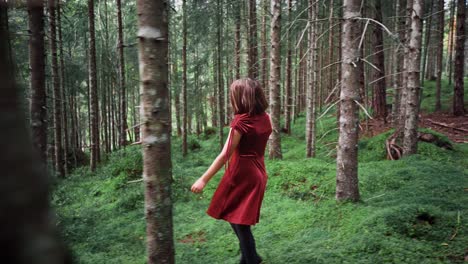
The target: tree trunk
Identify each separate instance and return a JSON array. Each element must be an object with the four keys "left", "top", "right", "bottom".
[
  {"left": 403, "top": 0, "right": 423, "bottom": 156},
  {"left": 88, "top": 0, "right": 99, "bottom": 170},
  {"left": 421, "top": 0, "right": 434, "bottom": 83},
  {"left": 28, "top": 0, "right": 47, "bottom": 165},
  {"left": 306, "top": 0, "right": 318, "bottom": 158},
  {"left": 261, "top": 0, "right": 269, "bottom": 93},
  {"left": 136, "top": 0, "right": 175, "bottom": 263},
  {"left": 116, "top": 0, "right": 128, "bottom": 146},
  {"left": 268, "top": 0, "right": 282, "bottom": 159},
  {"left": 336, "top": 0, "right": 362, "bottom": 202},
  {"left": 49, "top": 0, "right": 65, "bottom": 177},
  {"left": 396, "top": 0, "right": 414, "bottom": 139},
  {"left": 182, "top": 0, "right": 188, "bottom": 156},
  {"left": 284, "top": 0, "right": 292, "bottom": 134},
  {"left": 392, "top": 0, "right": 405, "bottom": 125},
  {"left": 217, "top": 0, "right": 224, "bottom": 149},
  {"left": 248, "top": 0, "right": 258, "bottom": 78},
  {"left": 452, "top": 0, "right": 466, "bottom": 116},
  {"left": 447, "top": 0, "right": 456, "bottom": 85},
  {"left": 371, "top": 0, "right": 387, "bottom": 119},
  {"left": 434, "top": 0, "right": 444, "bottom": 111}
]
